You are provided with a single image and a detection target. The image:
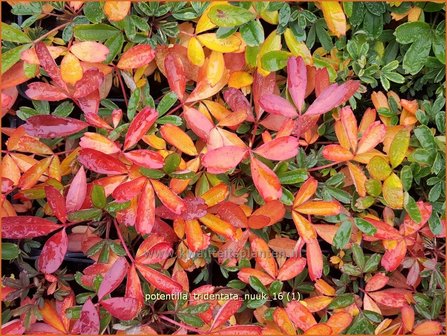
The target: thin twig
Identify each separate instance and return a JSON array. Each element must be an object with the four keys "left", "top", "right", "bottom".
[
  {"left": 113, "top": 219, "right": 134, "bottom": 262},
  {"left": 307, "top": 162, "right": 339, "bottom": 172},
  {"left": 34, "top": 22, "right": 70, "bottom": 44},
  {"left": 158, "top": 315, "right": 203, "bottom": 334}
]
